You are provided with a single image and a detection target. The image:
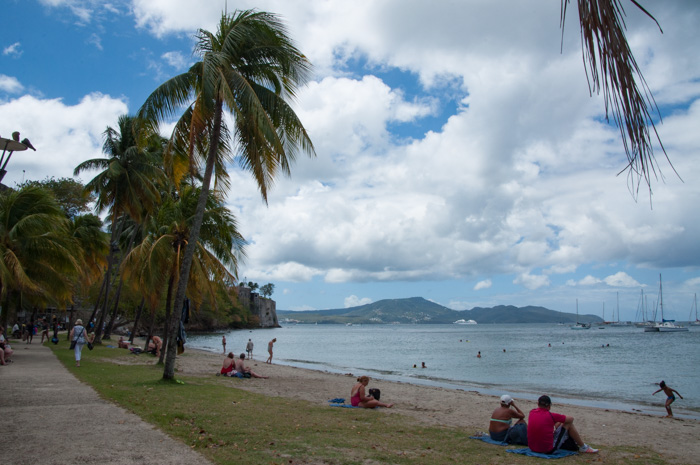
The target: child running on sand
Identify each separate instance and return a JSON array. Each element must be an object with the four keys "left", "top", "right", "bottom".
[{"left": 652, "top": 380, "right": 683, "bottom": 417}]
